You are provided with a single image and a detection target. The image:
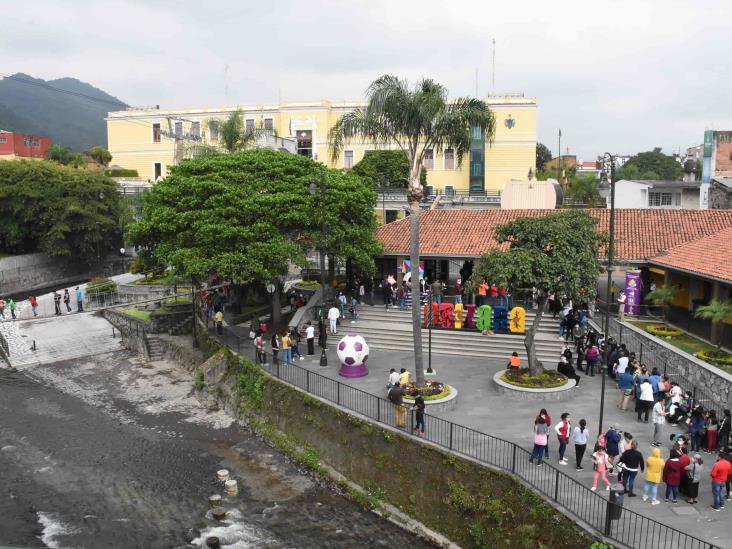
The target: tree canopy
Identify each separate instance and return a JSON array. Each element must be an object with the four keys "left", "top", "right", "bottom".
[
  {"left": 0, "top": 159, "right": 124, "bottom": 258},
  {"left": 566, "top": 174, "right": 603, "bottom": 206},
  {"left": 127, "top": 149, "right": 381, "bottom": 283},
  {"left": 85, "top": 146, "right": 112, "bottom": 166},
  {"left": 45, "top": 144, "right": 83, "bottom": 166},
  {"left": 473, "top": 211, "right": 605, "bottom": 374},
  {"left": 351, "top": 150, "right": 427, "bottom": 188},
  {"left": 616, "top": 148, "right": 683, "bottom": 181},
  {"left": 536, "top": 143, "right": 552, "bottom": 171}
]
